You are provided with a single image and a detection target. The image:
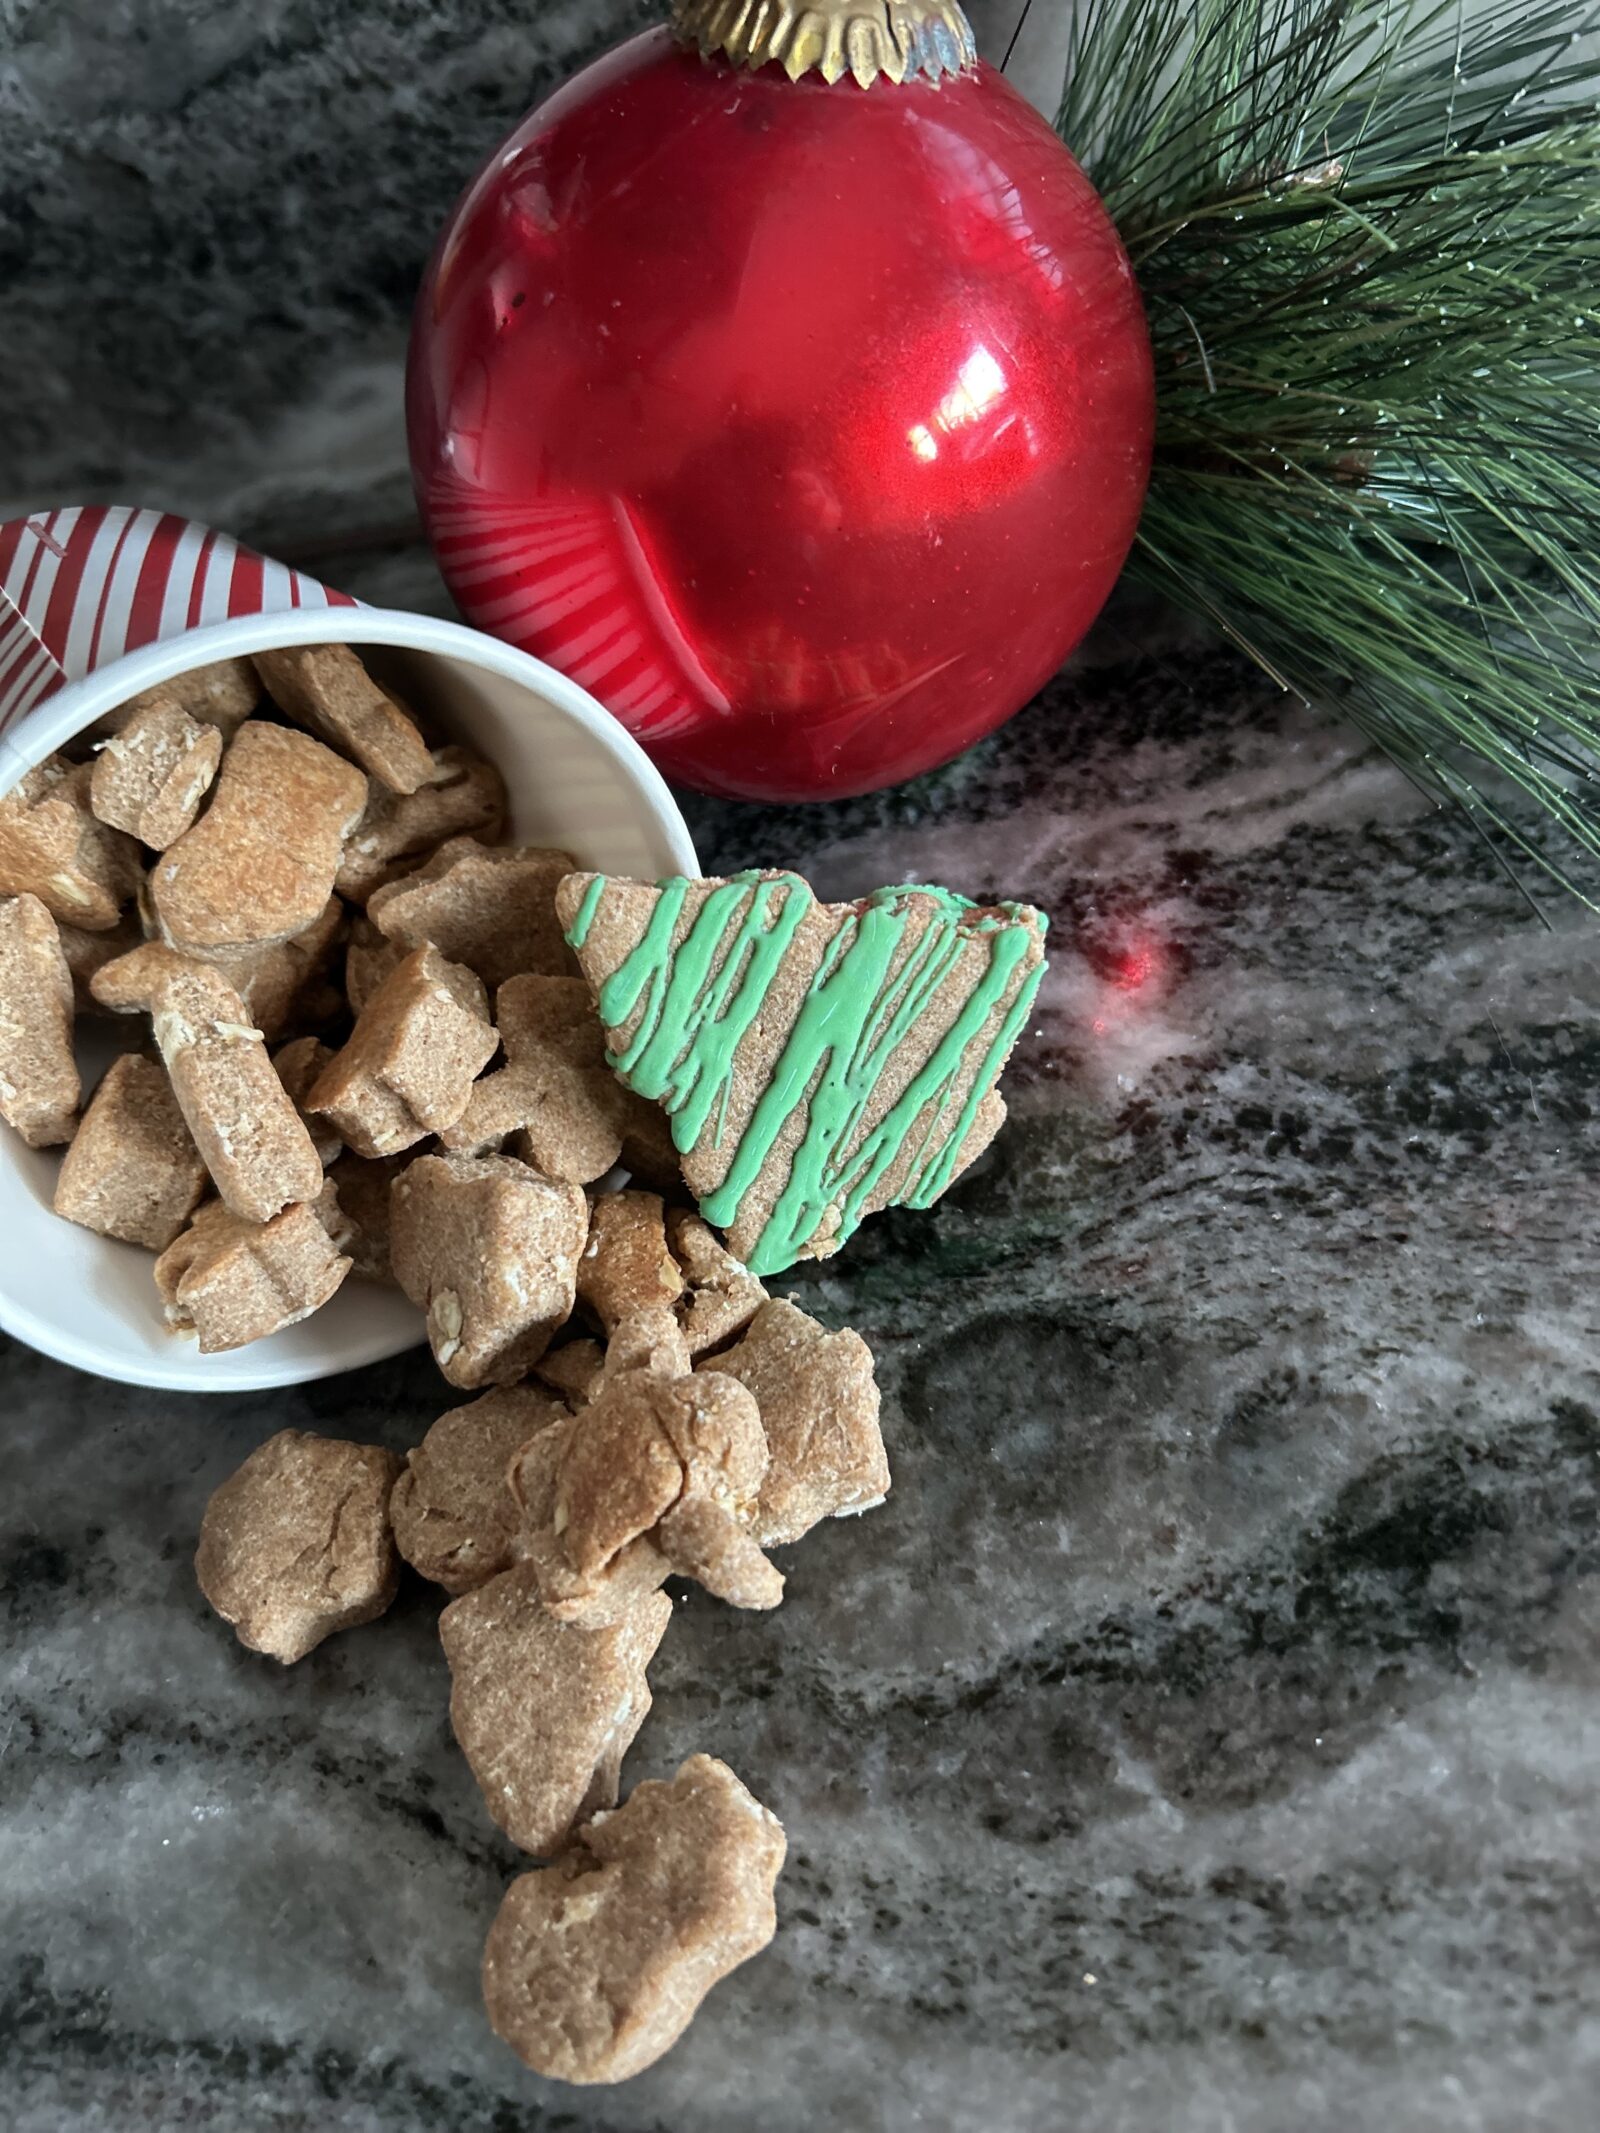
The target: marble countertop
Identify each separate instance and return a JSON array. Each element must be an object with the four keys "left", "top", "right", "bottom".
[
  {"left": 8, "top": 602, "right": 1600, "bottom": 2133},
  {"left": 5, "top": 4, "right": 1600, "bottom": 2129}
]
